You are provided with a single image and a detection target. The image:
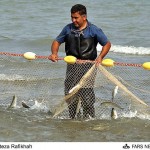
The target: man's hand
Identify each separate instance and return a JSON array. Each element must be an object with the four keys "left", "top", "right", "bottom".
[
  {"left": 95, "top": 56, "right": 102, "bottom": 66},
  {"left": 49, "top": 40, "right": 60, "bottom": 62},
  {"left": 95, "top": 41, "right": 111, "bottom": 66},
  {"left": 48, "top": 54, "right": 58, "bottom": 62}
]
